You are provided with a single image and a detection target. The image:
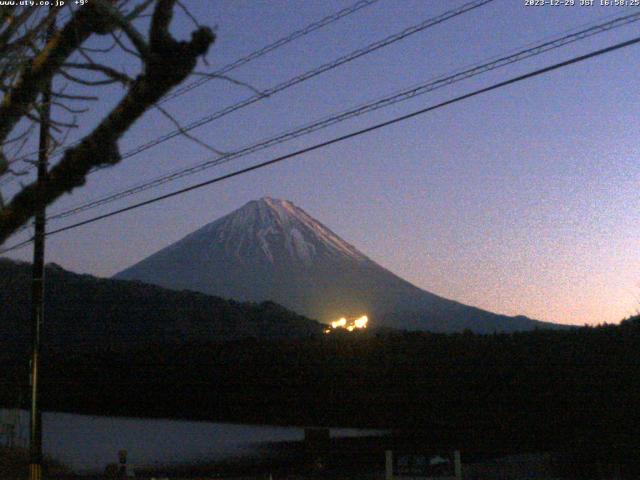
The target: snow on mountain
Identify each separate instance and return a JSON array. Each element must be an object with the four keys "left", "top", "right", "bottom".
[
  {"left": 174, "top": 197, "right": 366, "bottom": 266},
  {"left": 115, "top": 198, "right": 560, "bottom": 333}
]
